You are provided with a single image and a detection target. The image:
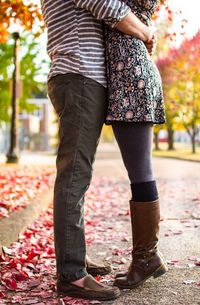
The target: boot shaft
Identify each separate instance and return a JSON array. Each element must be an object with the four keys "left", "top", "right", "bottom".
[{"left": 129, "top": 199, "right": 160, "bottom": 256}]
